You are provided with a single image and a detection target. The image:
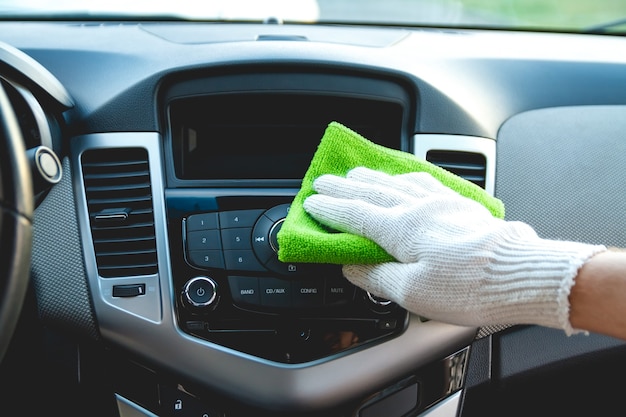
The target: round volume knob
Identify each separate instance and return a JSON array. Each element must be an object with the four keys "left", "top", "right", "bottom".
[
  {"left": 183, "top": 276, "right": 219, "bottom": 309},
  {"left": 365, "top": 291, "right": 396, "bottom": 314}
]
